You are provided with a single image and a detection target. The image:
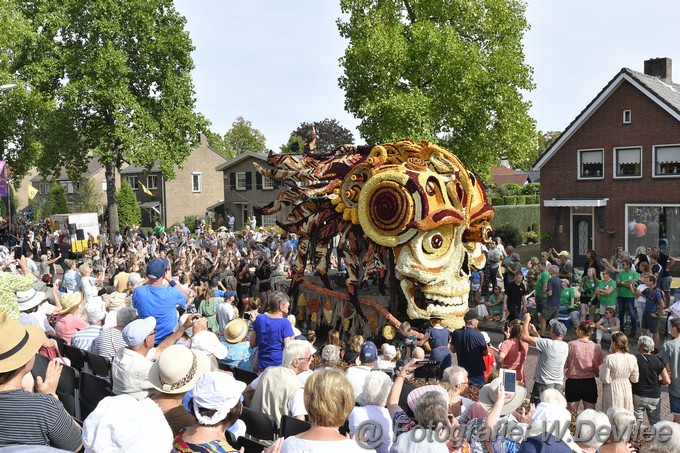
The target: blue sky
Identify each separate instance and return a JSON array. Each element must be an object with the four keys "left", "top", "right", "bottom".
[{"left": 174, "top": 0, "right": 680, "bottom": 151}]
